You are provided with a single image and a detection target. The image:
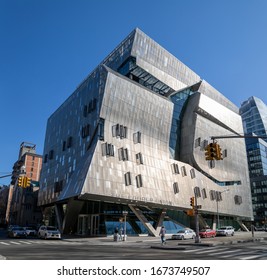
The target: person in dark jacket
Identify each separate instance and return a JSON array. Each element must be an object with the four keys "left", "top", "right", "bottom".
[{"left": 159, "top": 226, "right": 166, "bottom": 245}]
